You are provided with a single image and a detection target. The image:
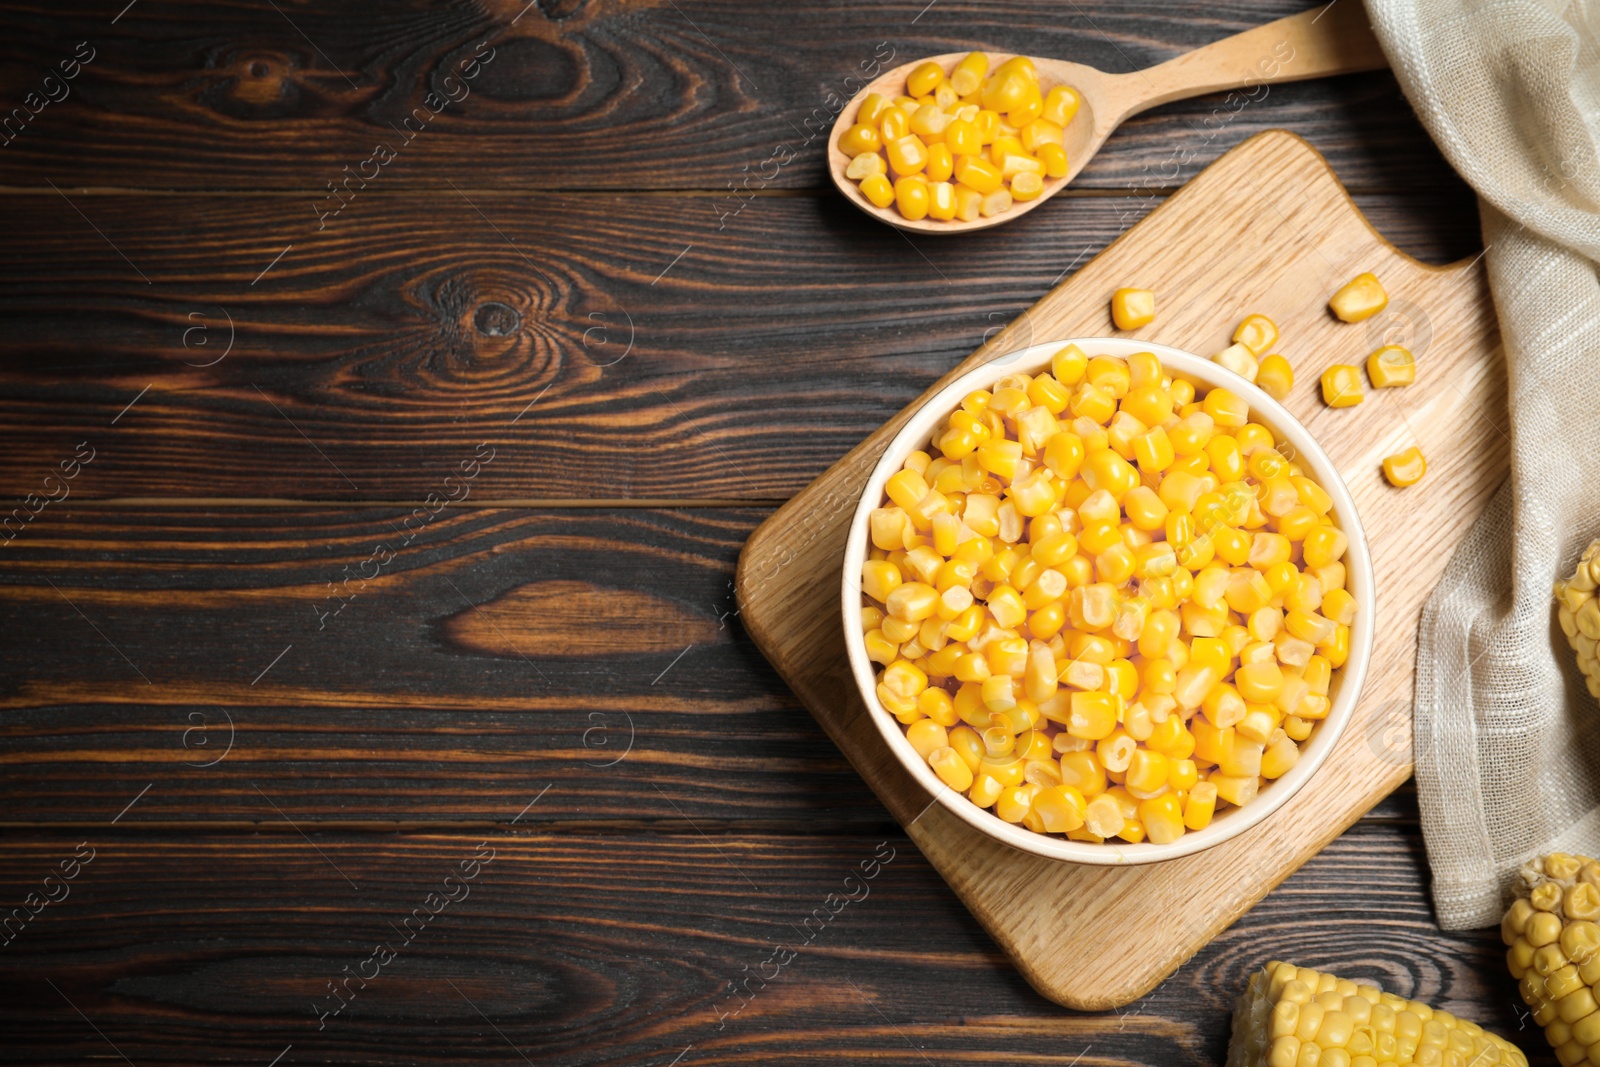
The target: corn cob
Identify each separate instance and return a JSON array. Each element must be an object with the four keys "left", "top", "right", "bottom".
[
  {"left": 1228, "top": 961, "right": 1526, "bottom": 1066},
  {"left": 1555, "top": 542, "right": 1600, "bottom": 698},
  {"left": 1505, "top": 852, "right": 1600, "bottom": 1065}
]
